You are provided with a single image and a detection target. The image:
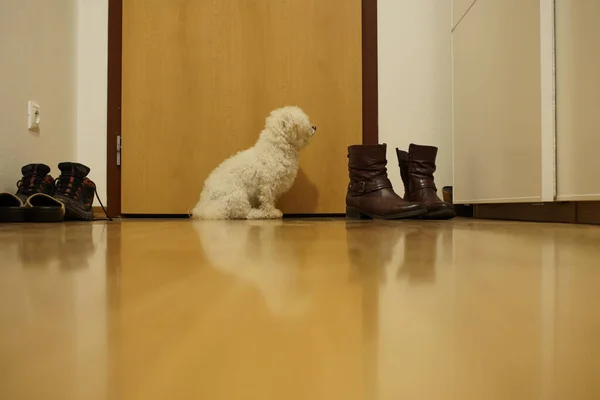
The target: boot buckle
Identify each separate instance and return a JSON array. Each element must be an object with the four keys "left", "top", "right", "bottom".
[{"left": 349, "top": 181, "right": 367, "bottom": 193}]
